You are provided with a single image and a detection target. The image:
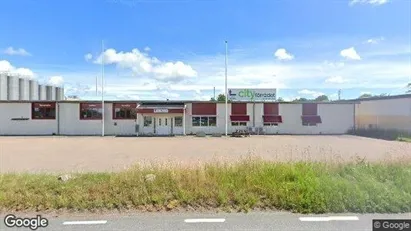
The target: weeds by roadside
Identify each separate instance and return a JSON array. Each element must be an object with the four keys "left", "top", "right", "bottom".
[
  {"left": 348, "top": 127, "right": 411, "bottom": 141},
  {"left": 0, "top": 158, "right": 410, "bottom": 214}
]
